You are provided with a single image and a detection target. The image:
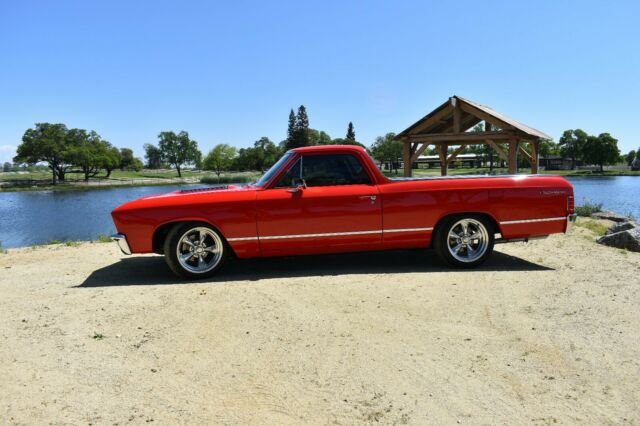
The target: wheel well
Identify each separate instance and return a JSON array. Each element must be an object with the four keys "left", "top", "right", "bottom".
[
  {"left": 433, "top": 212, "right": 501, "bottom": 237},
  {"left": 152, "top": 220, "right": 234, "bottom": 255}
]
